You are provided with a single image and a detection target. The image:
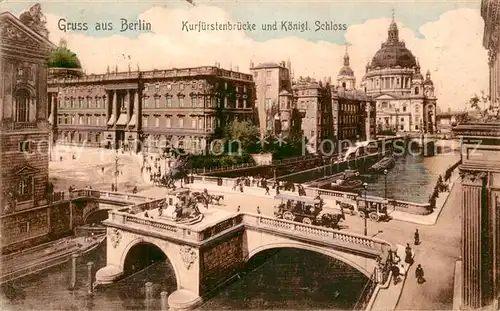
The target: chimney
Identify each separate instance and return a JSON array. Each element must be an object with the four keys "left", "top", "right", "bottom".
[{"left": 235, "top": 66, "right": 239, "bottom": 72}]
